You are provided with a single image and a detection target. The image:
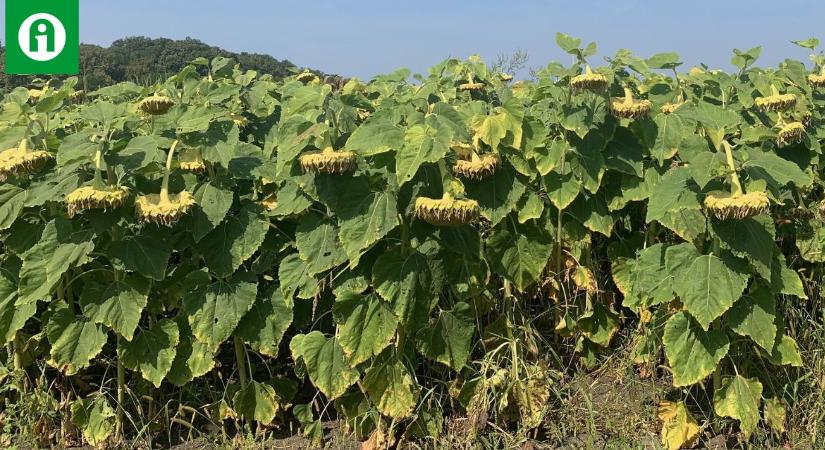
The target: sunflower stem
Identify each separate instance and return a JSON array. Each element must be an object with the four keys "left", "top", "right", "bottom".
[
  {"left": 160, "top": 140, "right": 179, "bottom": 204},
  {"left": 623, "top": 86, "right": 634, "bottom": 104},
  {"left": 116, "top": 334, "right": 126, "bottom": 436},
  {"left": 555, "top": 146, "right": 567, "bottom": 276},
  {"left": 721, "top": 141, "right": 743, "bottom": 196},
  {"left": 12, "top": 335, "right": 22, "bottom": 372},
  {"left": 233, "top": 336, "right": 248, "bottom": 388},
  {"left": 92, "top": 147, "right": 106, "bottom": 189}
]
